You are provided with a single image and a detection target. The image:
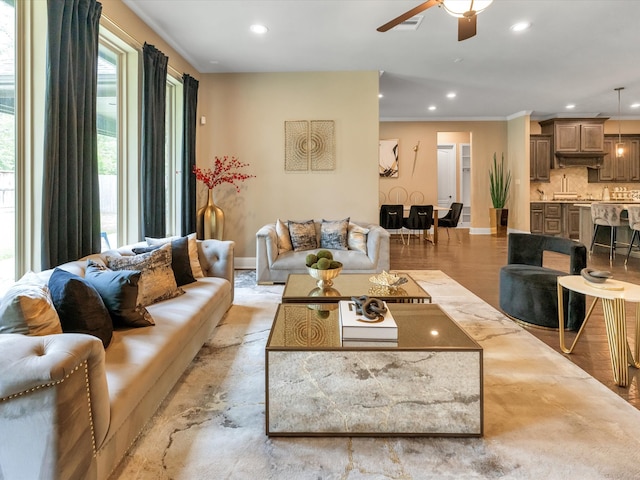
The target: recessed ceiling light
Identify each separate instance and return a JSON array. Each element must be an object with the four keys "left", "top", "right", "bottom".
[
  {"left": 510, "top": 21, "right": 531, "bottom": 32},
  {"left": 631, "top": 103, "right": 640, "bottom": 109},
  {"left": 566, "top": 104, "right": 576, "bottom": 109},
  {"left": 378, "top": 93, "right": 384, "bottom": 99},
  {"left": 250, "top": 24, "right": 268, "bottom": 34},
  {"left": 428, "top": 105, "right": 437, "bottom": 111},
  {"left": 453, "top": 57, "right": 463, "bottom": 63},
  {"left": 446, "top": 92, "right": 456, "bottom": 99}
]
